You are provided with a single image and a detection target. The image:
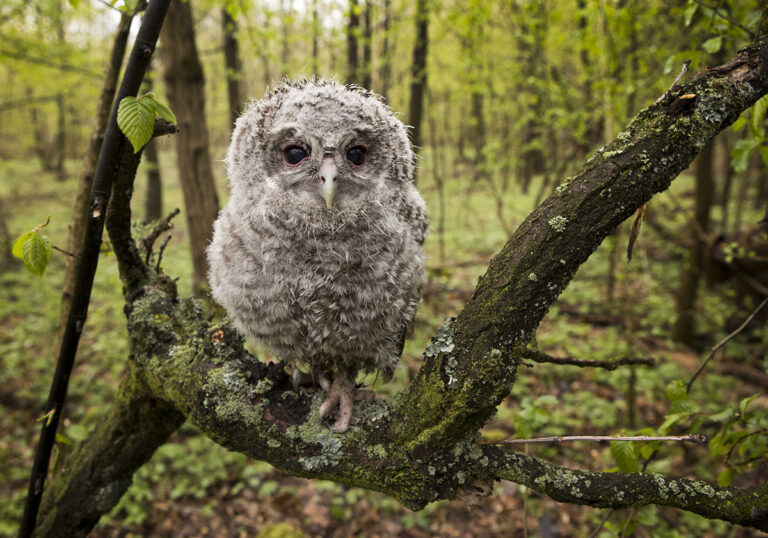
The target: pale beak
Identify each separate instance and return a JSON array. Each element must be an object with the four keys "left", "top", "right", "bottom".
[{"left": 319, "top": 156, "right": 338, "bottom": 209}]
